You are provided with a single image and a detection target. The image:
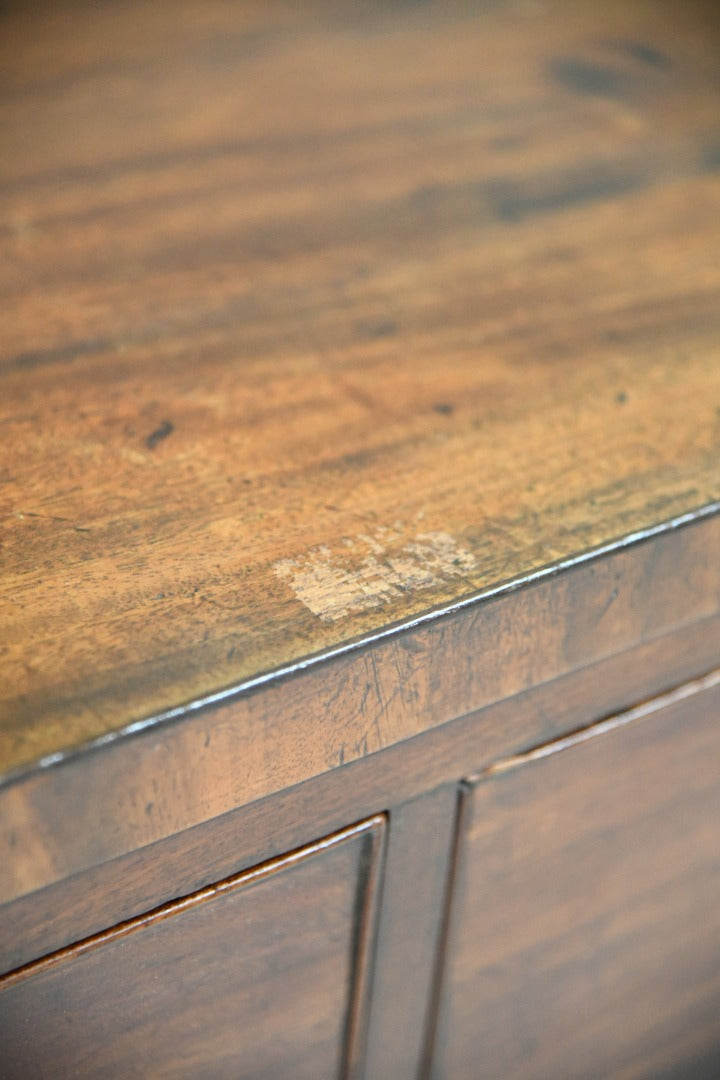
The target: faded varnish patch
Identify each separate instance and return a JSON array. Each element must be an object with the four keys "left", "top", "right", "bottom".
[{"left": 274, "top": 529, "right": 477, "bottom": 622}]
